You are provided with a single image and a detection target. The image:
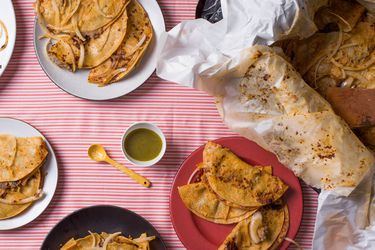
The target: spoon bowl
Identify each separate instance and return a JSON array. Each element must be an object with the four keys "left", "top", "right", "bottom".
[{"left": 88, "top": 144, "right": 108, "bottom": 162}]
